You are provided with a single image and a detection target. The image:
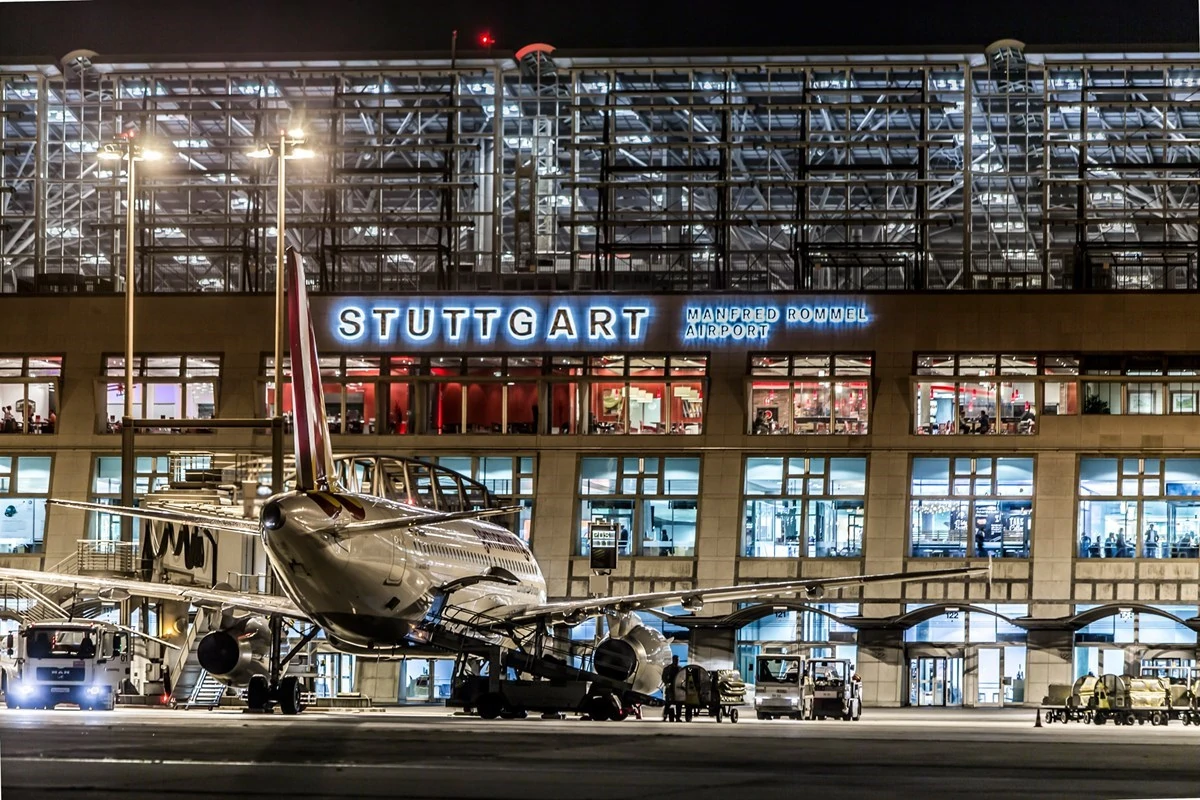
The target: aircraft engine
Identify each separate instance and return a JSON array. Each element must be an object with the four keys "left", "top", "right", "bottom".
[
  {"left": 195, "top": 614, "right": 272, "bottom": 687},
  {"left": 592, "top": 621, "right": 674, "bottom": 696}
]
